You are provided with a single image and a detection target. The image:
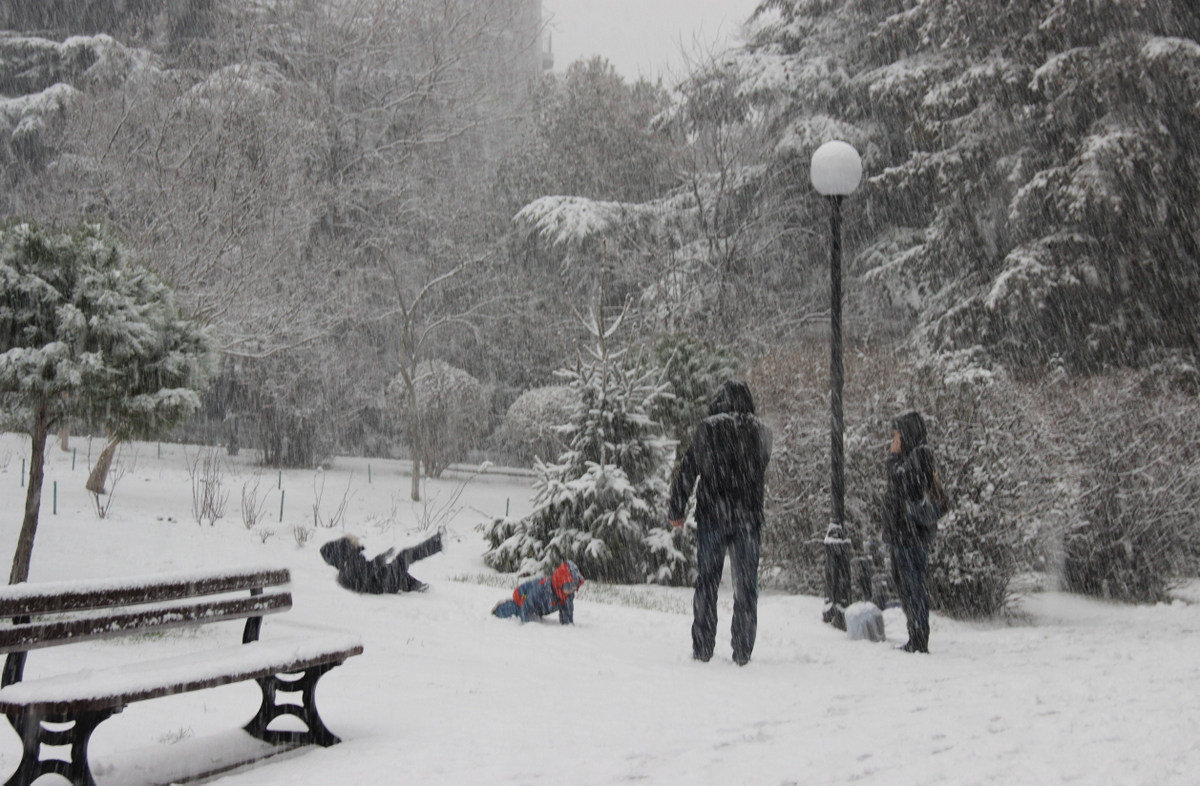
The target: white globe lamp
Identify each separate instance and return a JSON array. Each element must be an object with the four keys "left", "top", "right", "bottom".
[{"left": 810, "top": 140, "right": 863, "bottom": 196}]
